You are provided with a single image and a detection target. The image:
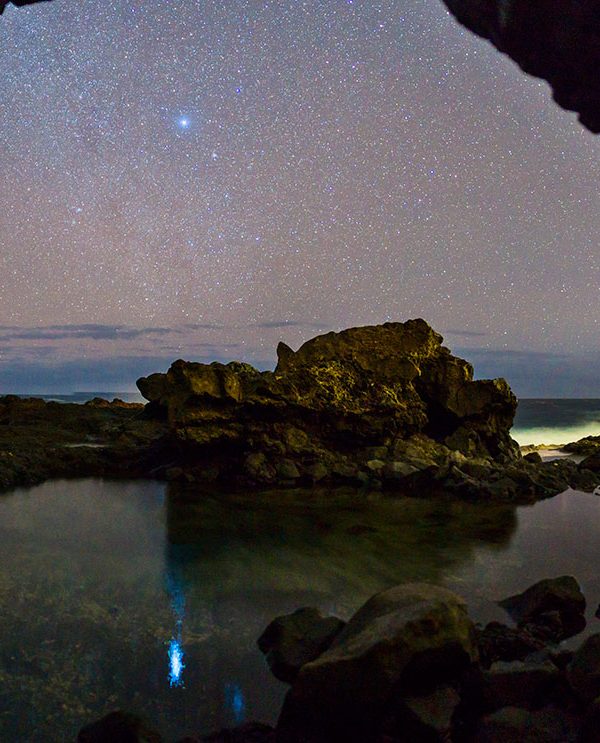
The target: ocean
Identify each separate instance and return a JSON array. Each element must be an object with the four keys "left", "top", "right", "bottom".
[{"left": 512, "top": 399, "right": 600, "bottom": 446}]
